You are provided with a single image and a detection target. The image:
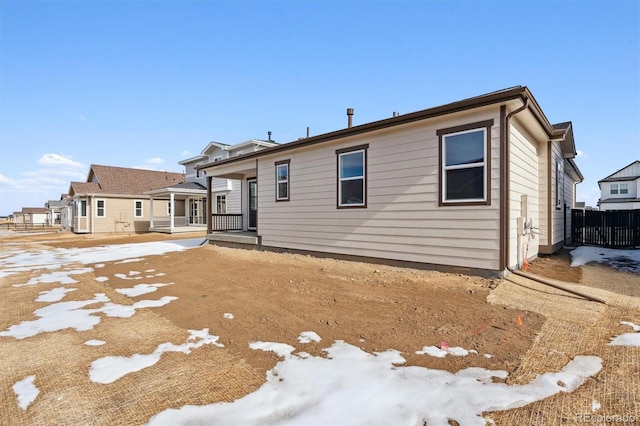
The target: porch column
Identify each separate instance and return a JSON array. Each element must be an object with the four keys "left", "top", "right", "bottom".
[
  {"left": 207, "top": 176, "right": 212, "bottom": 234},
  {"left": 170, "top": 193, "right": 175, "bottom": 232},
  {"left": 149, "top": 196, "right": 154, "bottom": 229}
]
